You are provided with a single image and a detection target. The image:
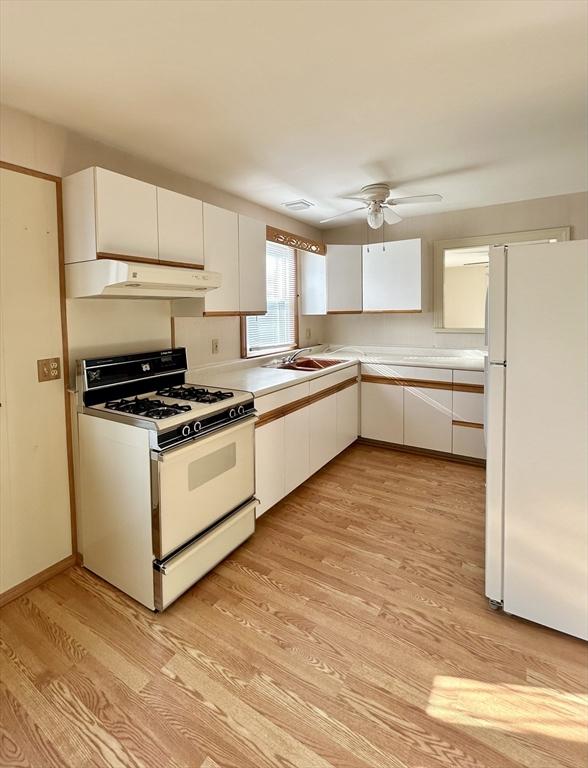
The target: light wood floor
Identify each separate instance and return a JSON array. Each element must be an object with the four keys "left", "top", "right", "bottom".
[{"left": 1, "top": 444, "right": 587, "bottom": 768}]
